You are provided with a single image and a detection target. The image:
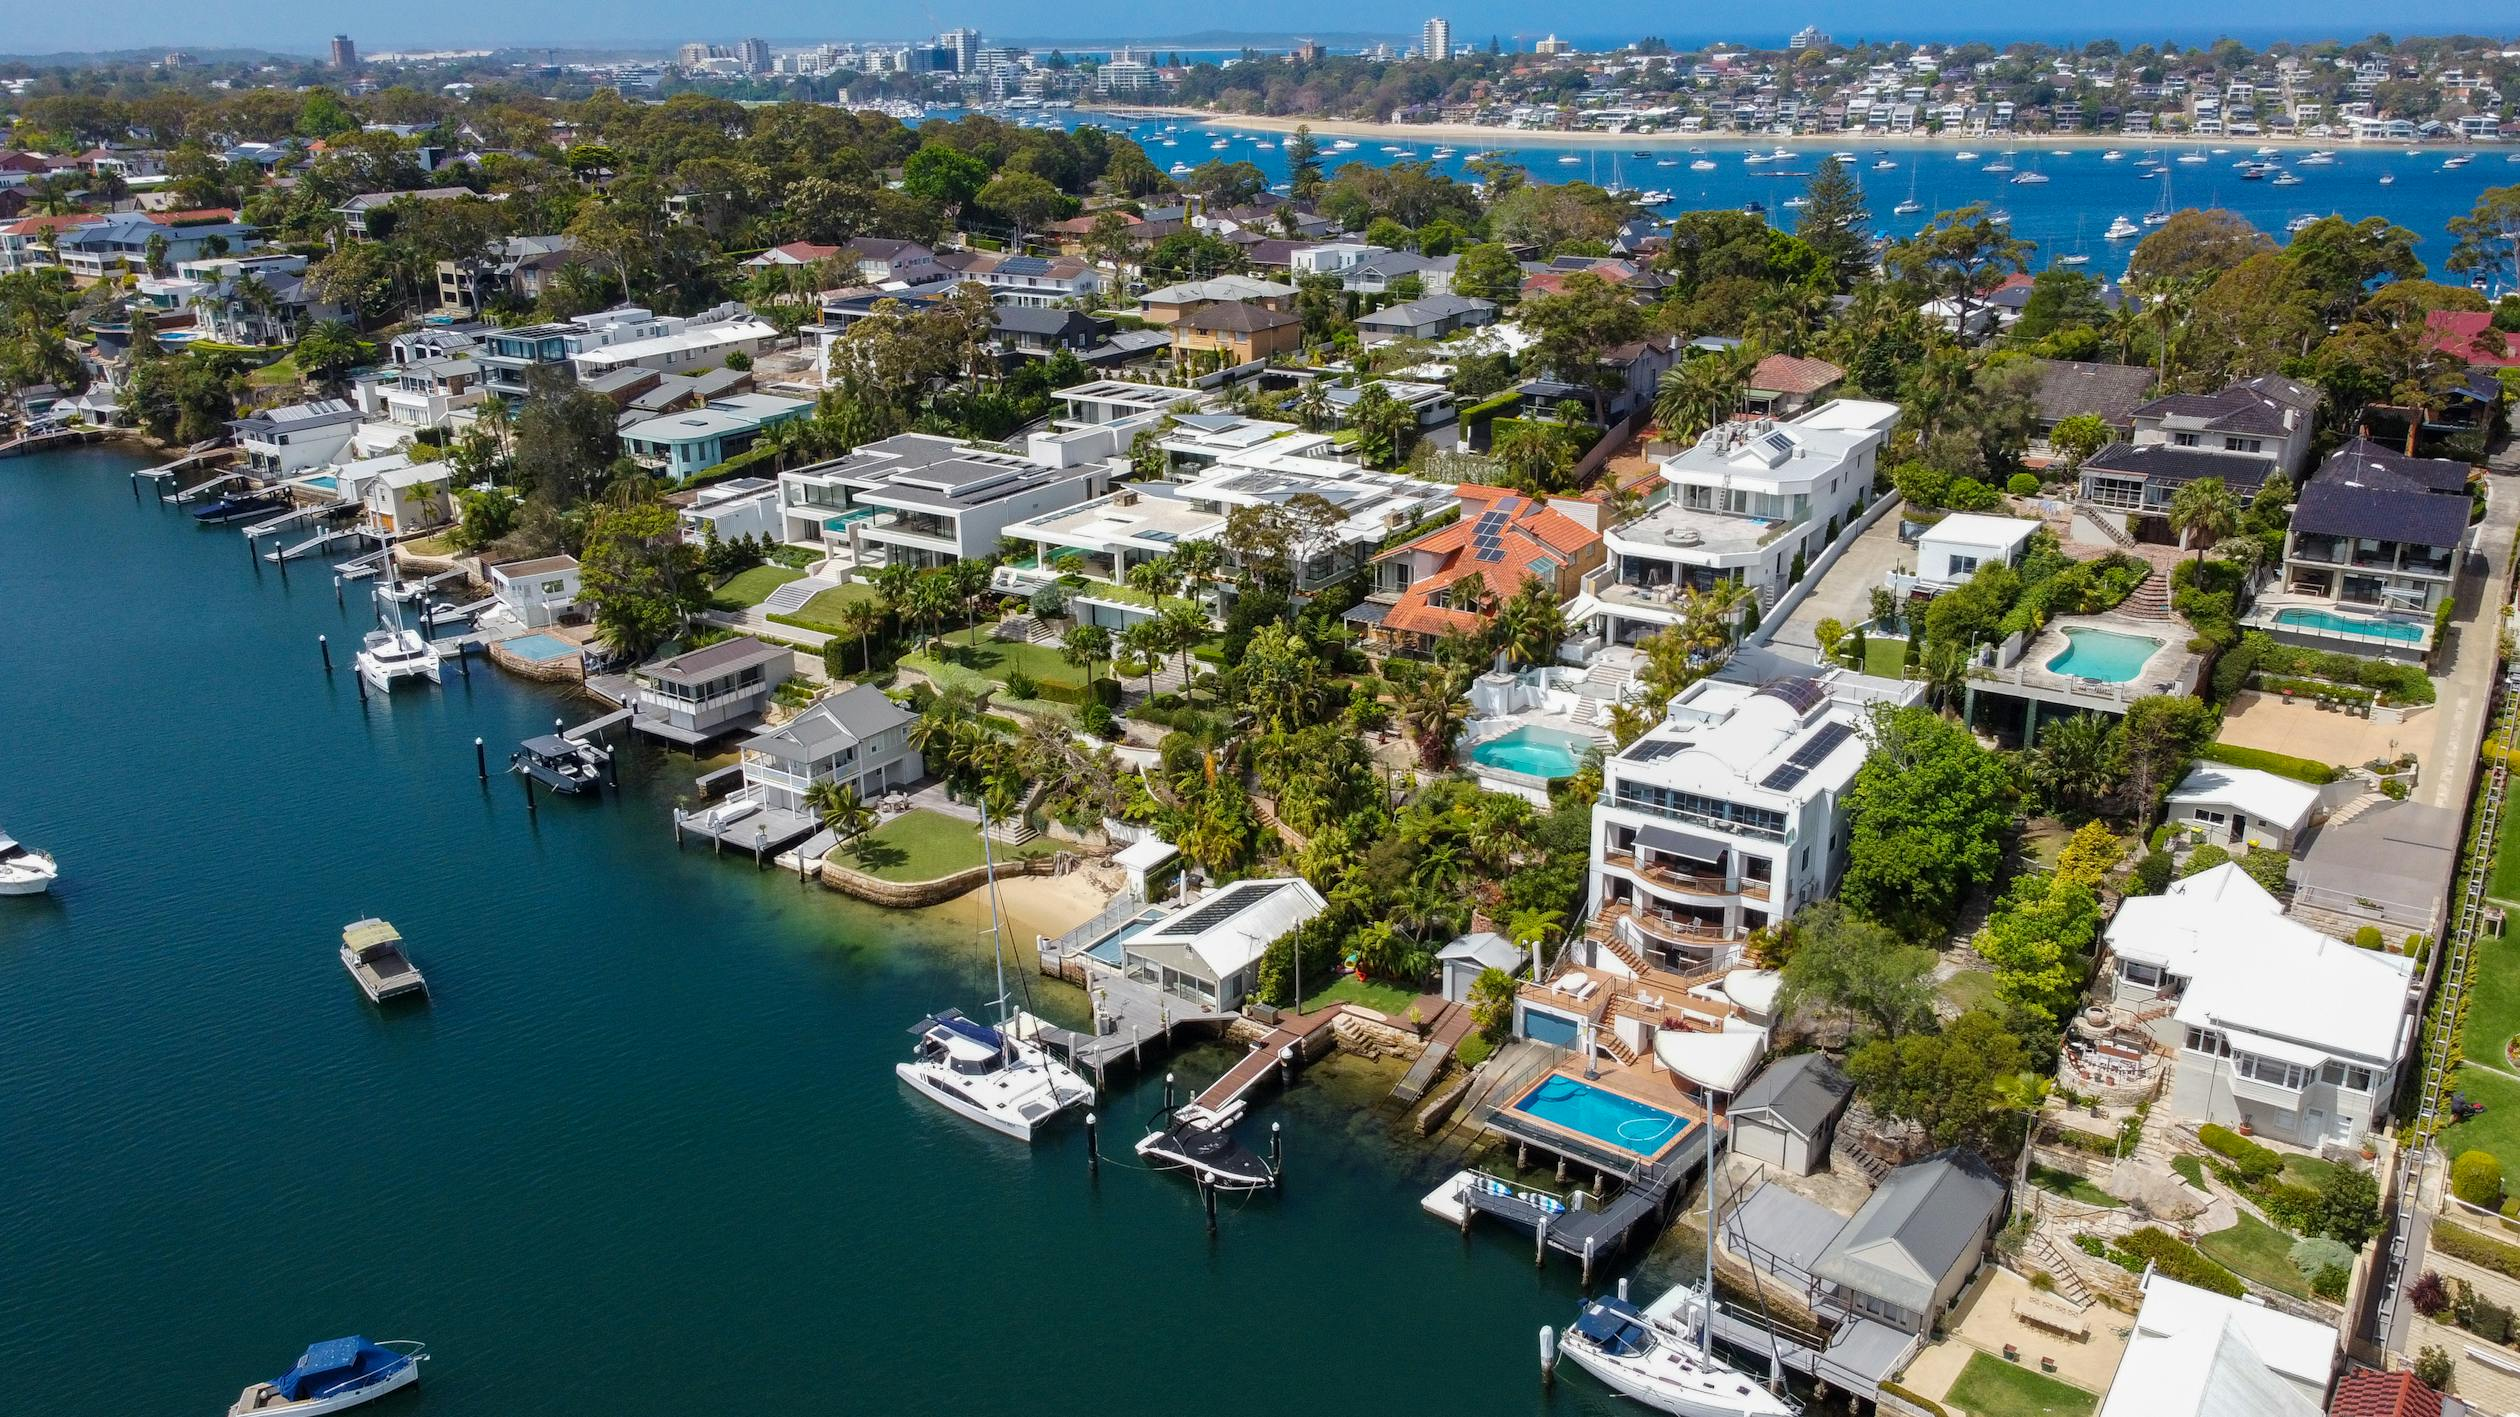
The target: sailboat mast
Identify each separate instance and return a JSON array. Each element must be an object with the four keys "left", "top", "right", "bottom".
[
  {"left": 1702, "top": 1082, "right": 1717, "bottom": 1348},
  {"left": 977, "top": 798, "right": 1009, "bottom": 1029}
]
